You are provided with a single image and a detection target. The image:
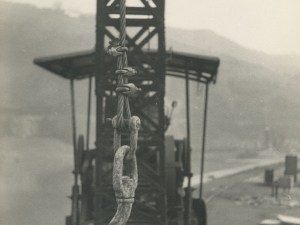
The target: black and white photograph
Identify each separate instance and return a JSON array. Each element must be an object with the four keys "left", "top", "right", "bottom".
[{"left": 1, "top": 1, "right": 300, "bottom": 225}]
